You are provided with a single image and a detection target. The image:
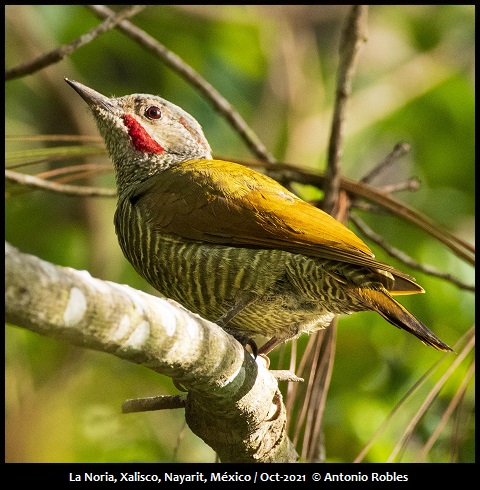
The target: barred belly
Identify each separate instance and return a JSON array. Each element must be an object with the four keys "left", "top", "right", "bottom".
[{"left": 114, "top": 198, "right": 367, "bottom": 339}]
